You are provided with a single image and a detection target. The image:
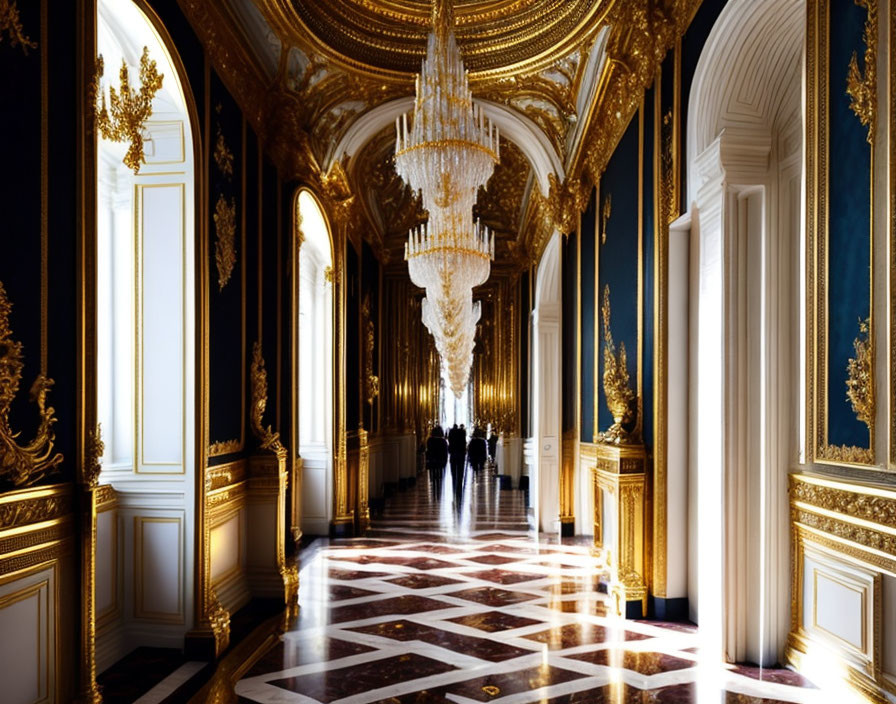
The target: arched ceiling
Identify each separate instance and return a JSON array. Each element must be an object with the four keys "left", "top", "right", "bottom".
[
  {"left": 261, "top": 0, "right": 606, "bottom": 78},
  {"left": 180, "top": 0, "right": 700, "bottom": 272}
]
